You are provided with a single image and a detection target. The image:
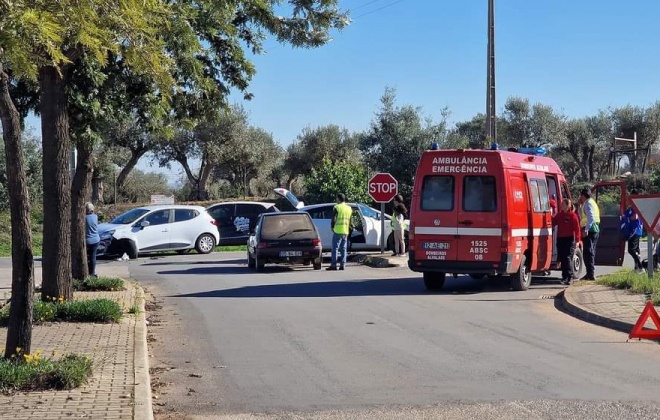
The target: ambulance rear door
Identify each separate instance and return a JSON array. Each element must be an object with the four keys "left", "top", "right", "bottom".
[
  {"left": 455, "top": 174, "right": 501, "bottom": 264},
  {"left": 524, "top": 174, "right": 553, "bottom": 270},
  {"left": 414, "top": 174, "right": 458, "bottom": 262}
]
